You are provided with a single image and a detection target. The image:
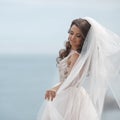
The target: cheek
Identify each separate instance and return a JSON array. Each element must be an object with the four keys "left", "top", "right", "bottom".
[
  {"left": 68, "top": 34, "right": 71, "bottom": 40},
  {"left": 68, "top": 35, "right": 82, "bottom": 45},
  {"left": 75, "top": 39, "right": 82, "bottom": 45}
]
